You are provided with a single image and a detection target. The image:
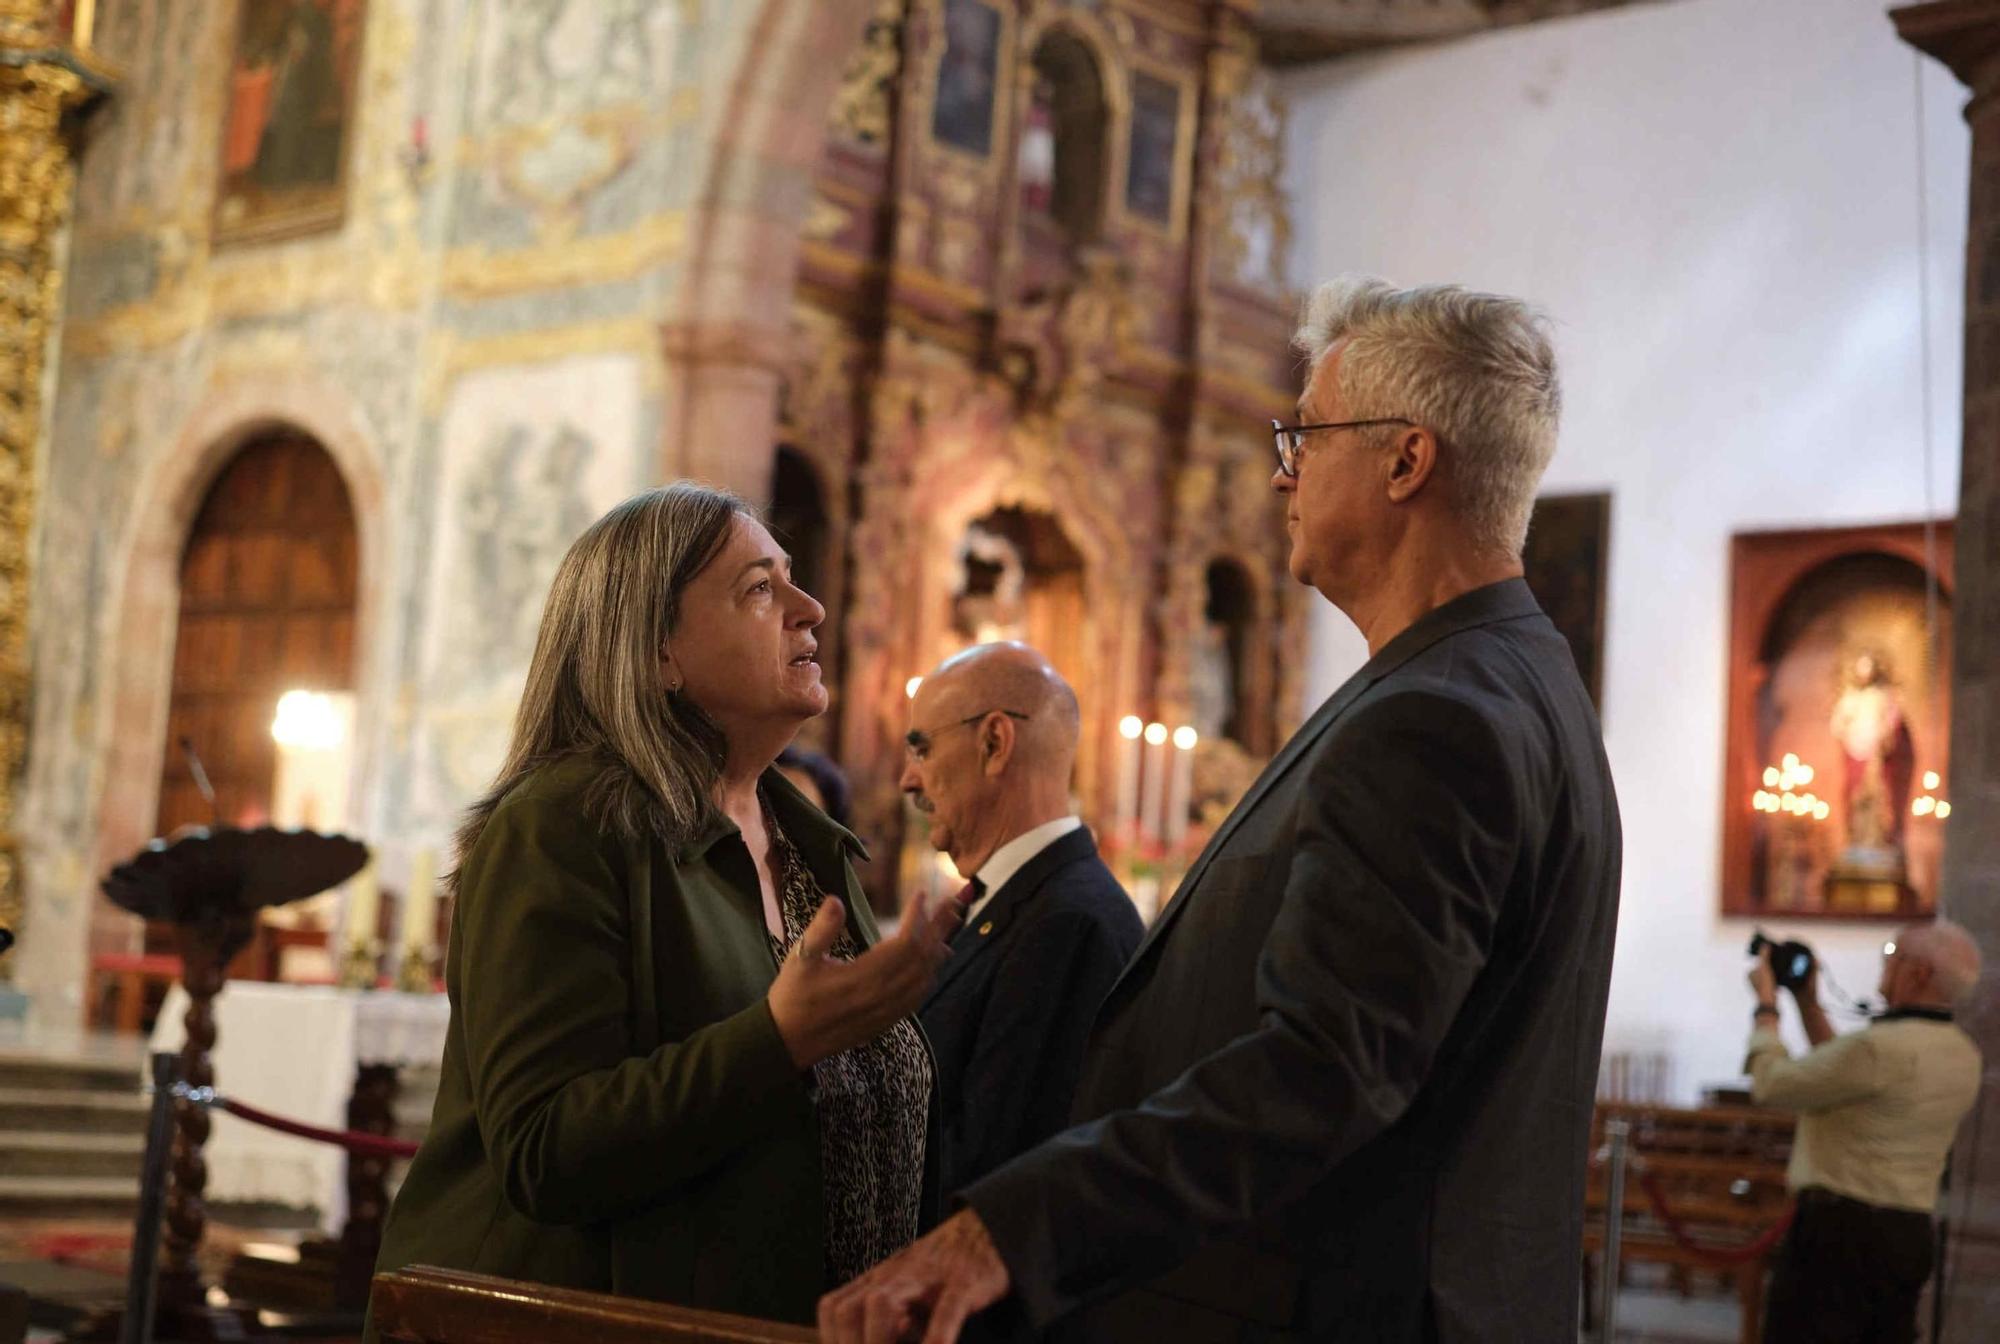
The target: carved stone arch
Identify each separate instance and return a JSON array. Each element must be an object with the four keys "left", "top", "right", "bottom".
[
  {"left": 658, "top": 0, "right": 879, "bottom": 501},
  {"left": 88, "top": 377, "right": 388, "bottom": 951}
]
